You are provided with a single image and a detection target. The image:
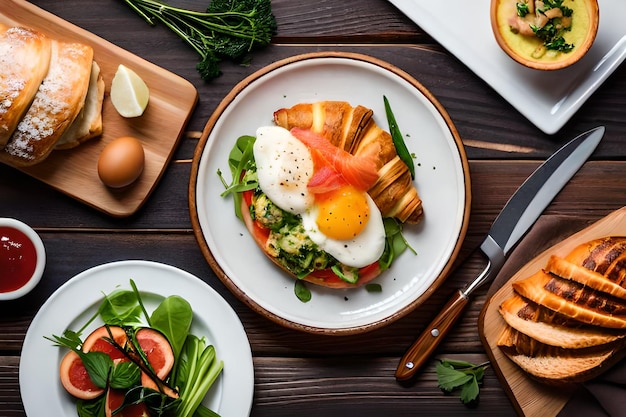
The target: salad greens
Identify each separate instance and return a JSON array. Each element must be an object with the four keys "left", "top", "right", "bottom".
[{"left": 47, "top": 280, "right": 223, "bottom": 417}]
